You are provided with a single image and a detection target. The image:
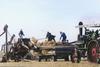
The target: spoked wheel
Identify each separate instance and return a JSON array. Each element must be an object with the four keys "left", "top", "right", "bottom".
[
  {"left": 71, "top": 48, "right": 81, "bottom": 63},
  {"left": 87, "top": 40, "right": 98, "bottom": 63},
  {"left": 97, "top": 47, "right": 100, "bottom": 64}
]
